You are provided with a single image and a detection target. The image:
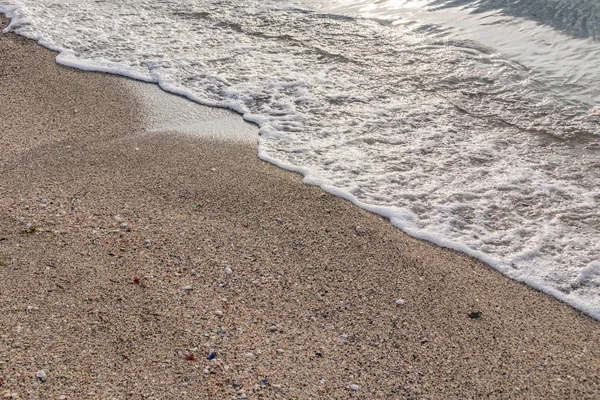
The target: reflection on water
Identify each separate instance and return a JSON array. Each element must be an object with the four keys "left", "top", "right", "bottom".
[
  {"left": 429, "top": 0, "right": 600, "bottom": 40},
  {"left": 313, "top": 0, "right": 600, "bottom": 106},
  {"left": 327, "top": 0, "right": 600, "bottom": 41}
]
